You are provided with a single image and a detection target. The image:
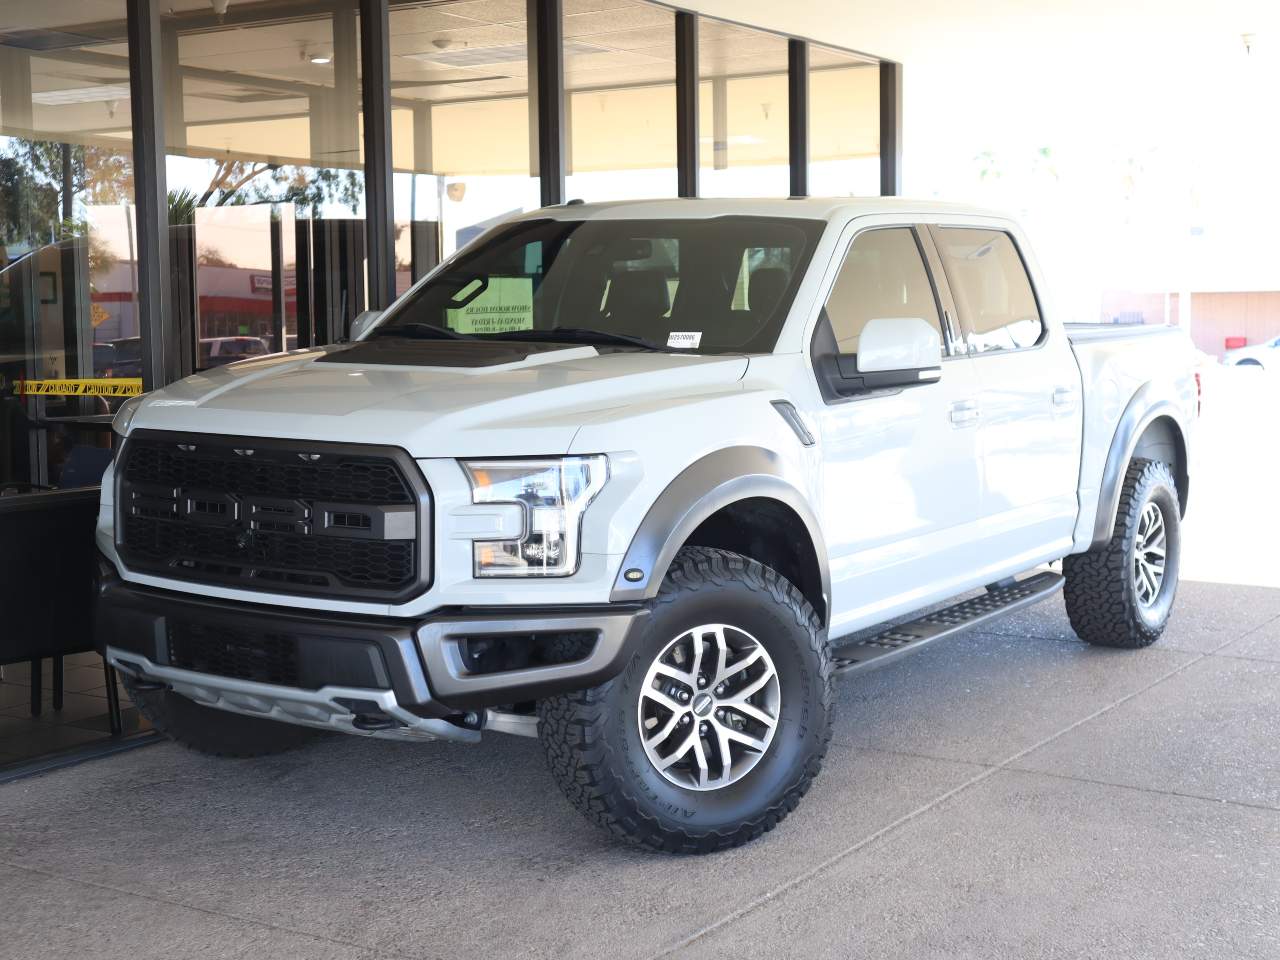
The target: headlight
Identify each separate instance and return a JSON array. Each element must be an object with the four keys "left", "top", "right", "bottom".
[
  {"left": 462, "top": 456, "right": 608, "bottom": 578},
  {"left": 111, "top": 395, "right": 145, "bottom": 438}
]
